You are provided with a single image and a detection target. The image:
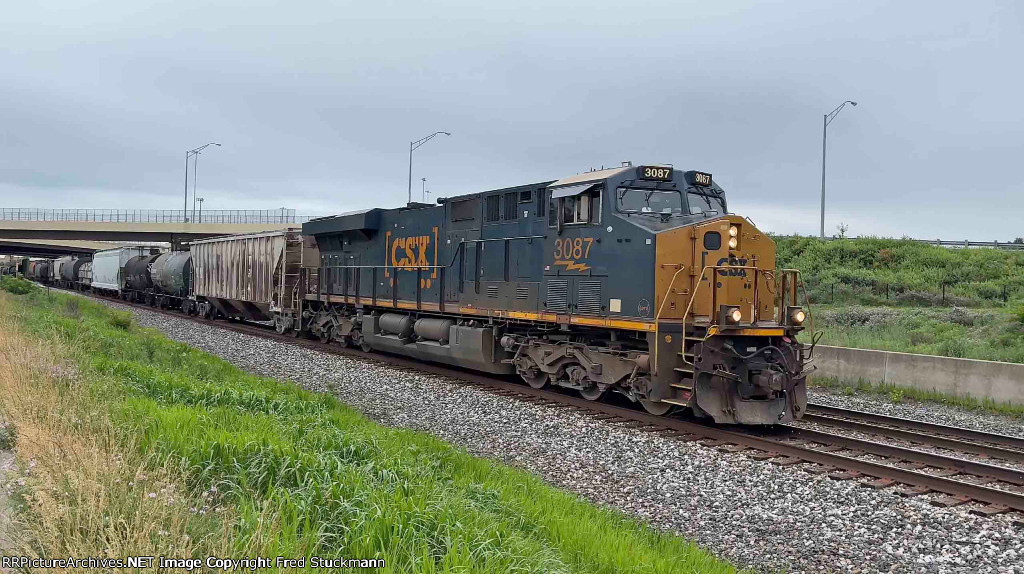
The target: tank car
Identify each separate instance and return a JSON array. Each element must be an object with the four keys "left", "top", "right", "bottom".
[
  {"left": 293, "top": 164, "right": 813, "bottom": 425},
  {"left": 123, "top": 253, "right": 162, "bottom": 303},
  {"left": 150, "top": 251, "right": 192, "bottom": 311}
]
